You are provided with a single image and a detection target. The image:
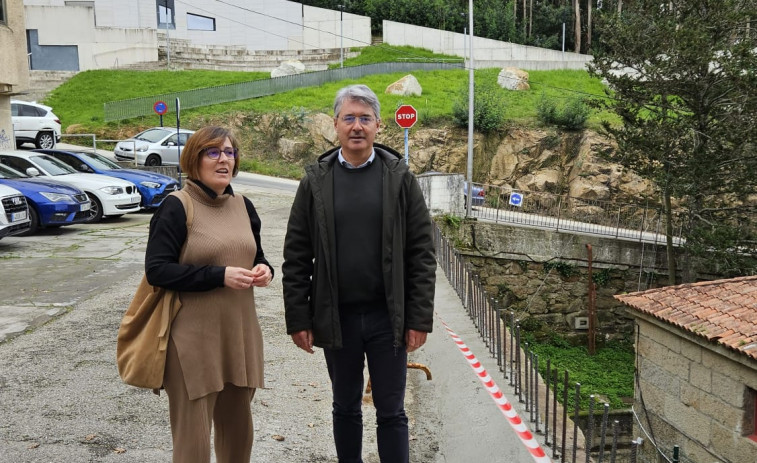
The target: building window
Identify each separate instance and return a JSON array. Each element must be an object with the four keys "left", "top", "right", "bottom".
[
  {"left": 156, "top": 0, "right": 175, "bottom": 30},
  {"left": 0, "top": 0, "right": 6, "bottom": 25},
  {"left": 187, "top": 13, "right": 215, "bottom": 31}
]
